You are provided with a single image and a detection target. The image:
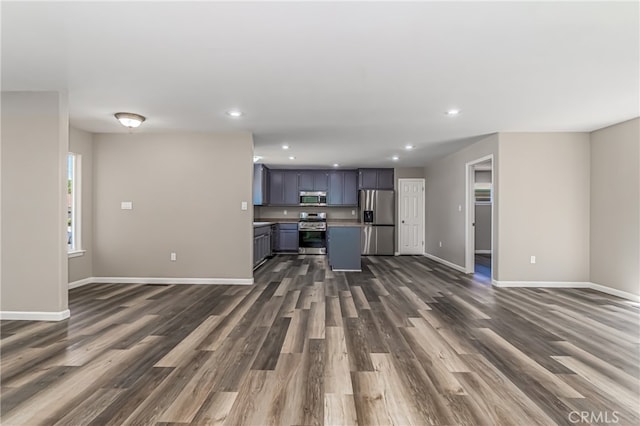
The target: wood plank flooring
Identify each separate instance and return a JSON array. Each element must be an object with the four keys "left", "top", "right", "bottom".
[{"left": 2, "top": 255, "right": 639, "bottom": 425}]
